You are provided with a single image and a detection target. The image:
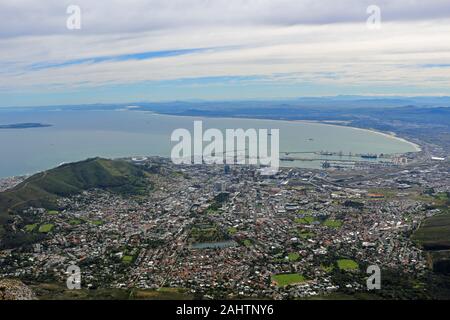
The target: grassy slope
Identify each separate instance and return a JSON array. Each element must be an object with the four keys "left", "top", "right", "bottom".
[
  {"left": 0, "top": 158, "right": 145, "bottom": 215},
  {"left": 413, "top": 193, "right": 450, "bottom": 250},
  {"left": 0, "top": 158, "right": 149, "bottom": 248},
  {"left": 413, "top": 211, "right": 450, "bottom": 249},
  {"left": 412, "top": 193, "right": 450, "bottom": 276}
]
